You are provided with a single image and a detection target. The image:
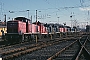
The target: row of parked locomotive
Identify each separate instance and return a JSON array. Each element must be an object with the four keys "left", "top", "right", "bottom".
[{"left": 5, "top": 17, "right": 75, "bottom": 44}]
